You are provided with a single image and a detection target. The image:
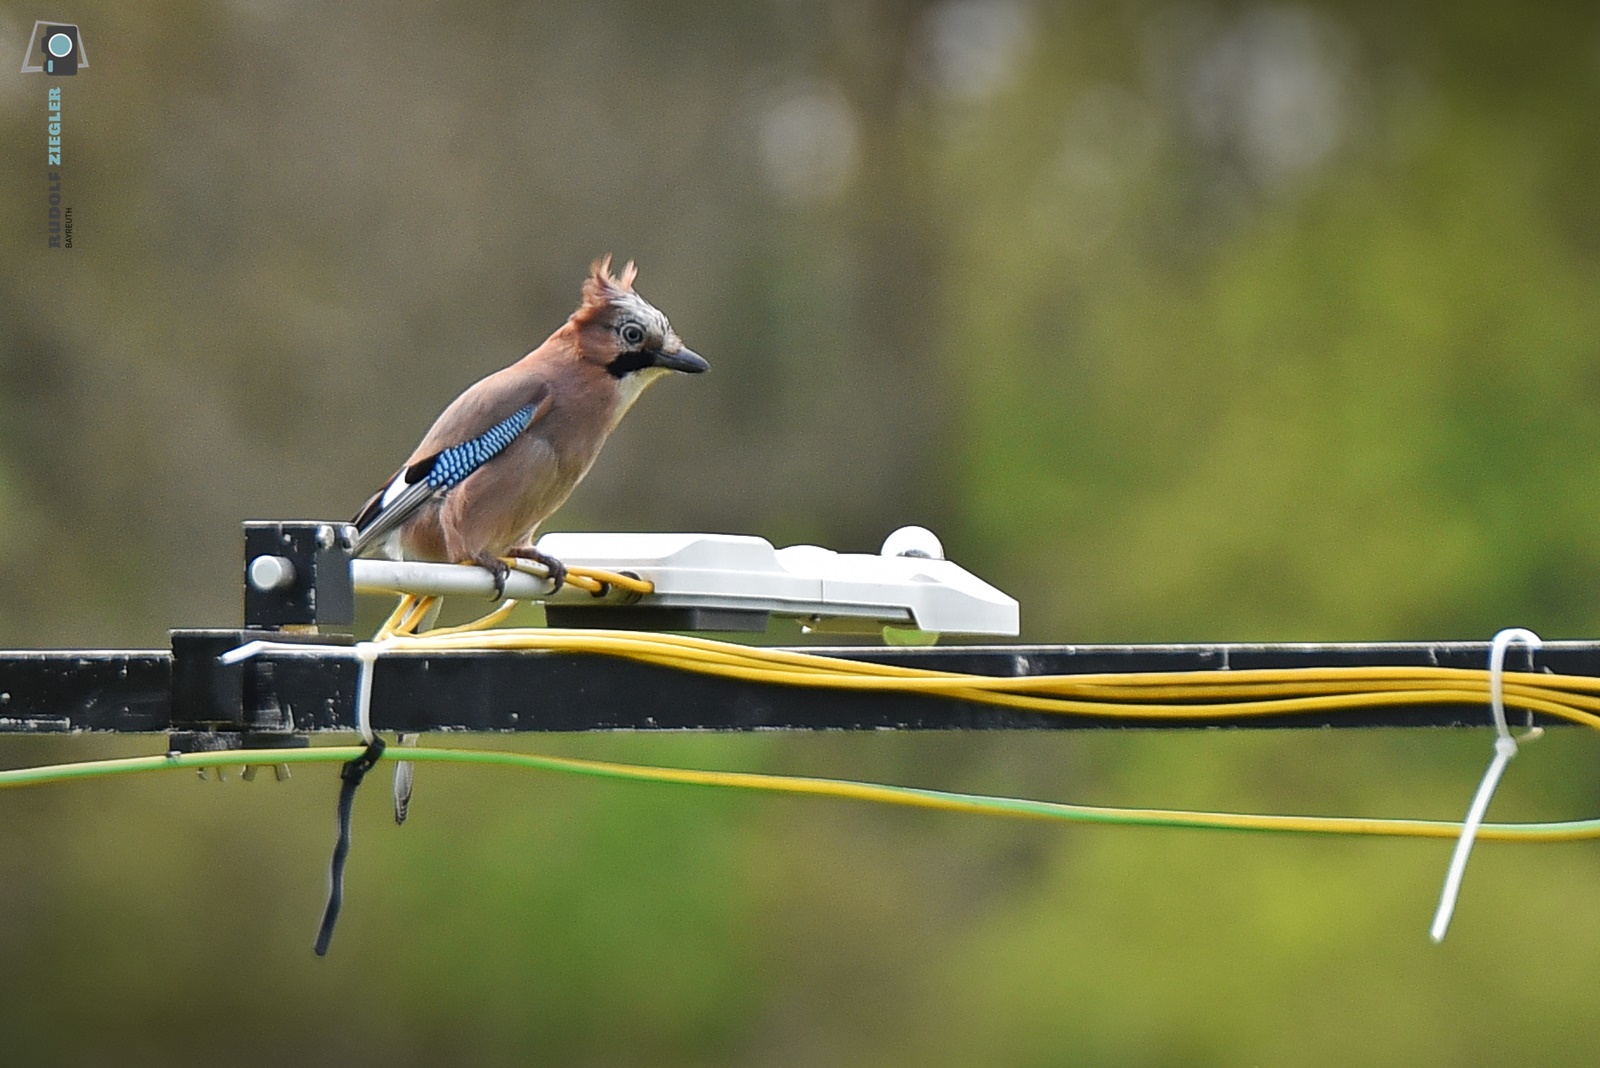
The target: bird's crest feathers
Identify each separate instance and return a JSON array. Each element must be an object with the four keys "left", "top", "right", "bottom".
[{"left": 572, "top": 255, "right": 639, "bottom": 327}]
